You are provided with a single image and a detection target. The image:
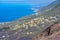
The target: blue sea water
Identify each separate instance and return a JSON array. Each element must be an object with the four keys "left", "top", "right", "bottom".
[
  {"left": 0, "top": 0, "right": 56, "bottom": 22},
  {"left": 0, "top": 5, "right": 34, "bottom": 22}
]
